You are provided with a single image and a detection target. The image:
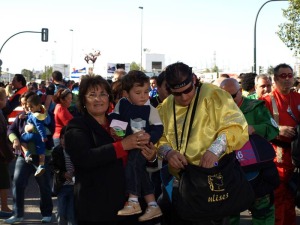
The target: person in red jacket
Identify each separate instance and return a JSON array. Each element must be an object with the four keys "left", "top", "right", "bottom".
[
  {"left": 261, "top": 63, "right": 300, "bottom": 225},
  {"left": 2, "top": 74, "right": 27, "bottom": 124},
  {"left": 52, "top": 88, "right": 73, "bottom": 147}
]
